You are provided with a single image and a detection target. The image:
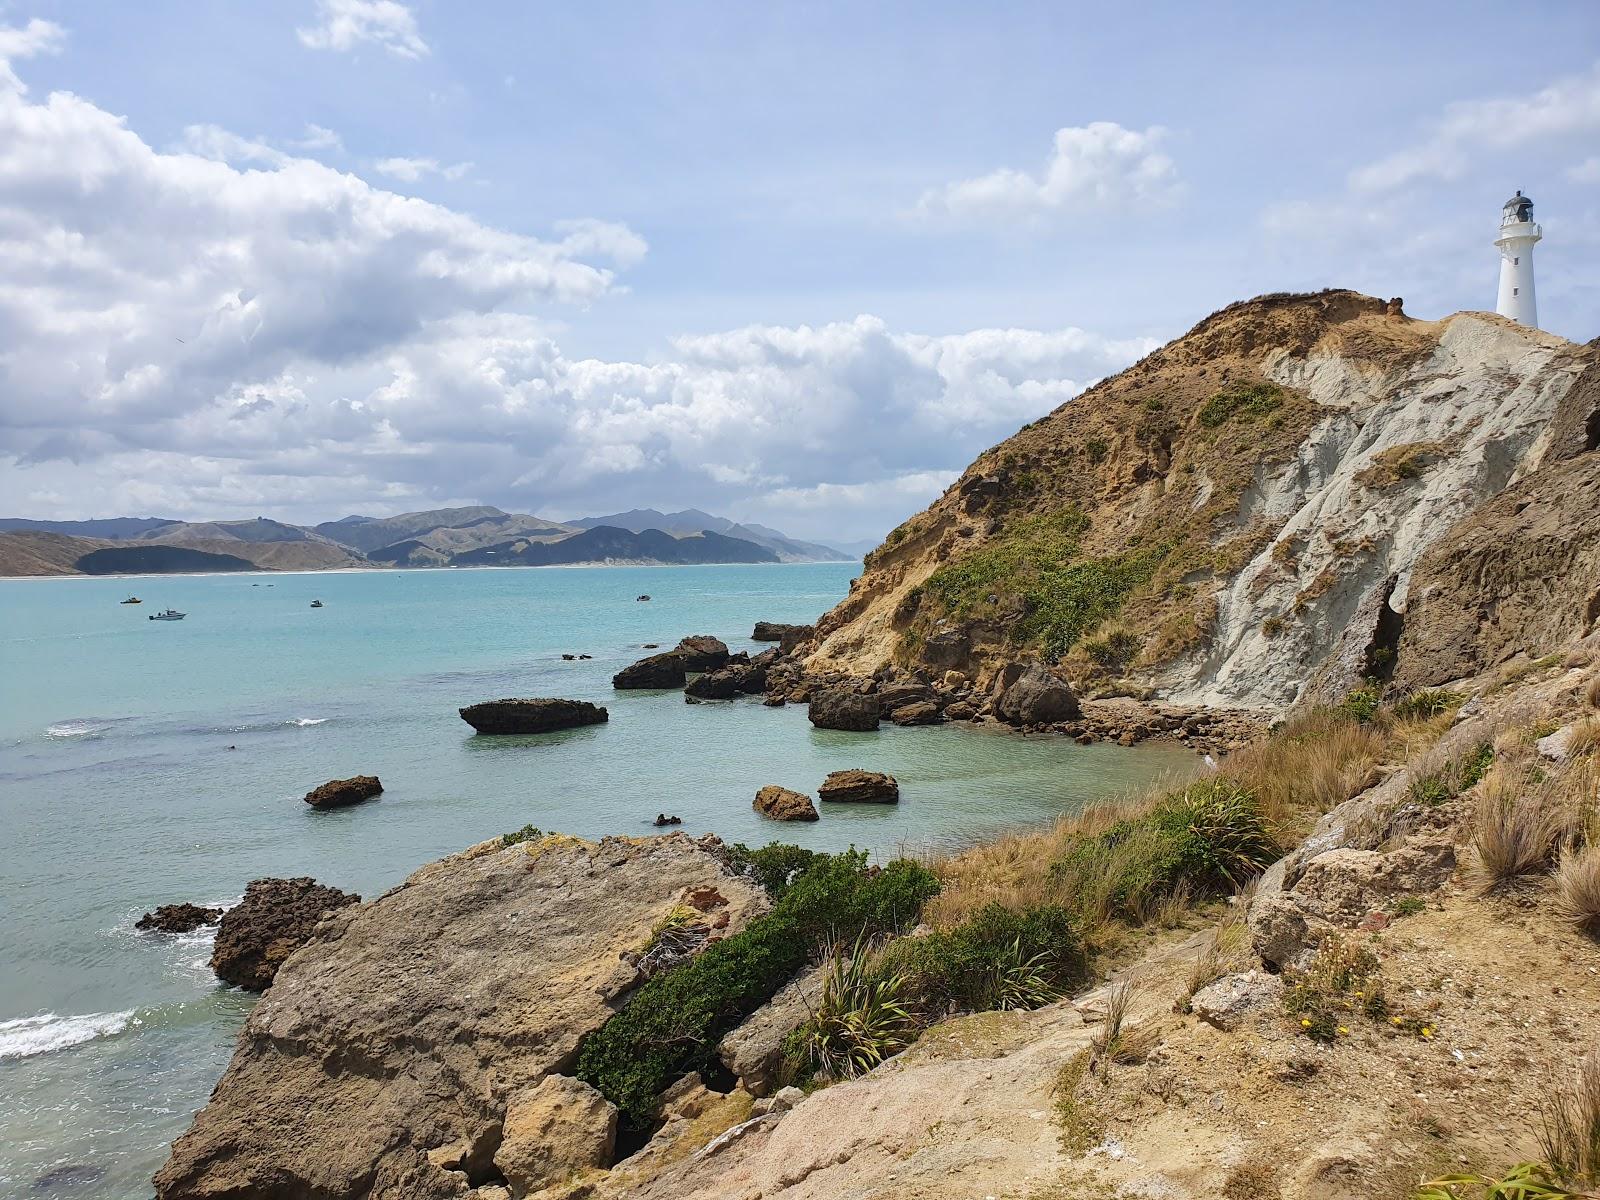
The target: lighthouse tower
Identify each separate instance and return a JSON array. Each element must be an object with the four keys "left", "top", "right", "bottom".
[{"left": 1494, "top": 190, "right": 1541, "bottom": 328}]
